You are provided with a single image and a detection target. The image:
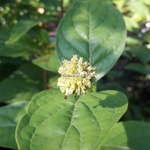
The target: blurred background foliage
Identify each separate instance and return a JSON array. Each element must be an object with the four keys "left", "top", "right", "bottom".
[{"left": 0, "top": 0, "right": 150, "bottom": 149}]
